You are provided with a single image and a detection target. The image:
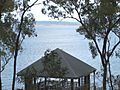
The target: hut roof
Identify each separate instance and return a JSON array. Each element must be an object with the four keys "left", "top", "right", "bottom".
[{"left": 17, "top": 48, "right": 96, "bottom": 78}]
